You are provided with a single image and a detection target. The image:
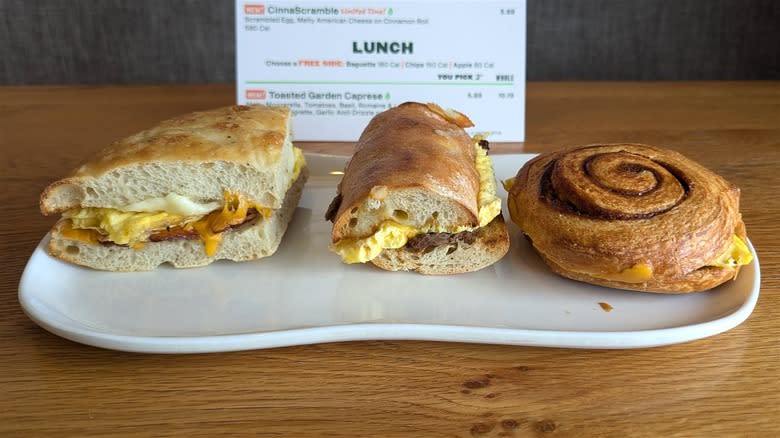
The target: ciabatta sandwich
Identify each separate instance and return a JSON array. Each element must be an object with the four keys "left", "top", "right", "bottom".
[
  {"left": 325, "top": 102, "right": 509, "bottom": 274},
  {"left": 40, "top": 105, "right": 307, "bottom": 271}
]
